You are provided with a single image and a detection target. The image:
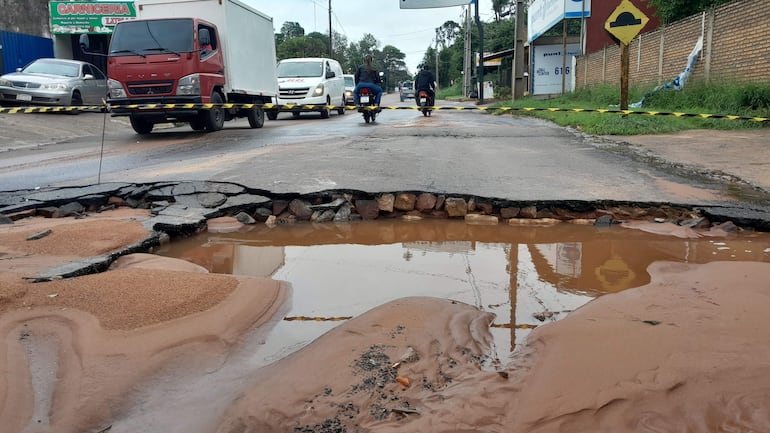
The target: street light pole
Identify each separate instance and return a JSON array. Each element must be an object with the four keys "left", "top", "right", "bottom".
[{"left": 328, "top": 0, "right": 333, "bottom": 58}]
